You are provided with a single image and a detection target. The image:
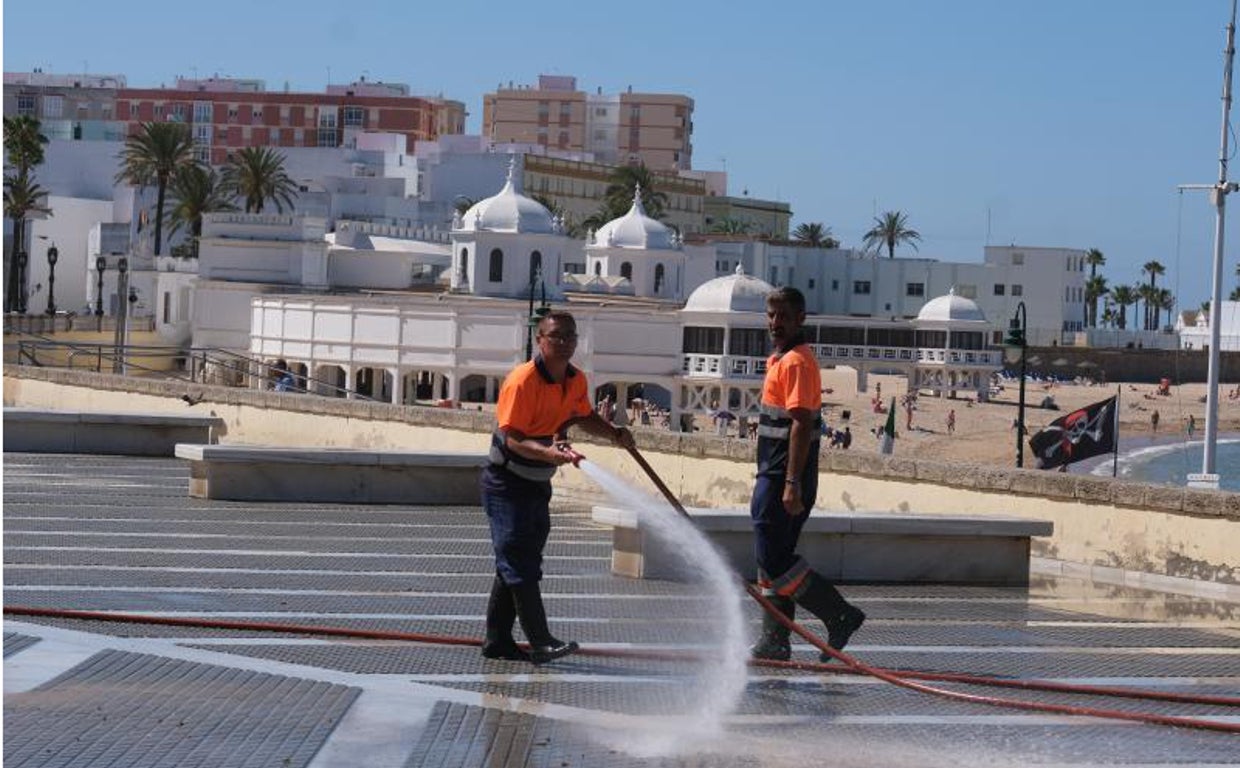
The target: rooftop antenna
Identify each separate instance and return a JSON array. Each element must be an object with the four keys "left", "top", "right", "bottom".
[{"left": 1177, "top": 0, "right": 1238, "bottom": 488}]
